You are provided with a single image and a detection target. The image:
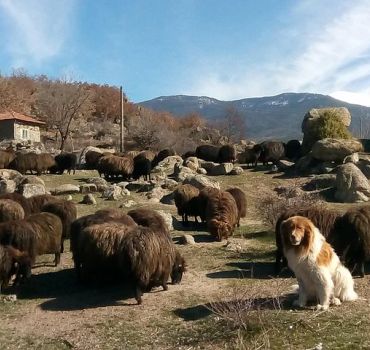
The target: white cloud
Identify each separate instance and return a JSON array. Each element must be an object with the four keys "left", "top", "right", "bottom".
[
  {"left": 330, "top": 90, "right": 370, "bottom": 107},
  {"left": 0, "top": 0, "right": 75, "bottom": 66},
  {"left": 187, "top": 0, "right": 370, "bottom": 103}
]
